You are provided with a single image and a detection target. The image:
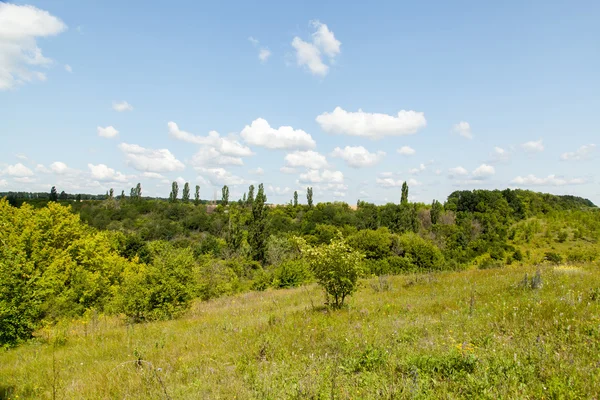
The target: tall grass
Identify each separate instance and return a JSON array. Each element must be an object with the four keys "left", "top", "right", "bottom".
[{"left": 1, "top": 263, "right": 600, "bottom": 399}]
